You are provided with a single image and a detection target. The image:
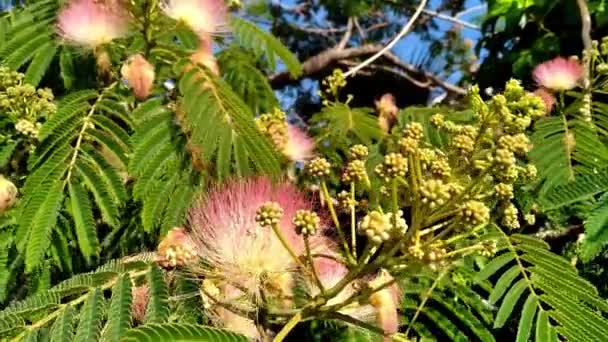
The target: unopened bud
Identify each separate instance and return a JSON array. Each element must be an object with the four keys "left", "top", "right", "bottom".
[{"left": 121, "top": 54, "right": 155, "bottom": 100}]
